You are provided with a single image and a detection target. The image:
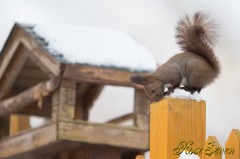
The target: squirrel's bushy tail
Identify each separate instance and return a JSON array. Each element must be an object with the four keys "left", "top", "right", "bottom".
[{"left": 176, "top": 11, "right": 220, "bottom": 75}]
